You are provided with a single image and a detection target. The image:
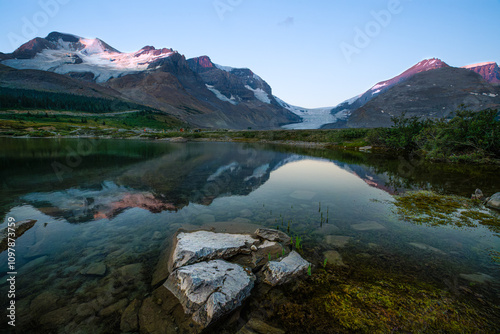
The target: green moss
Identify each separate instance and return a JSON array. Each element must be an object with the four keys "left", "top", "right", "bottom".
[
  {"left": 275, "top": 268, "right": 495, "bottom": 333},
  {"left": 393, "top": 191, "right": 500, "bottom": 234}
]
